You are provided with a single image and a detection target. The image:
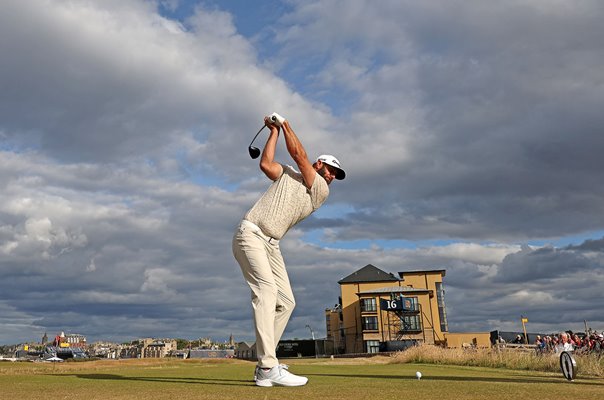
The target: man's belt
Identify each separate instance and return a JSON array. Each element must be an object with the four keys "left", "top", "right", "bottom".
[{"left": 241, "top": 220, "right": 280, "bottom": 244}]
